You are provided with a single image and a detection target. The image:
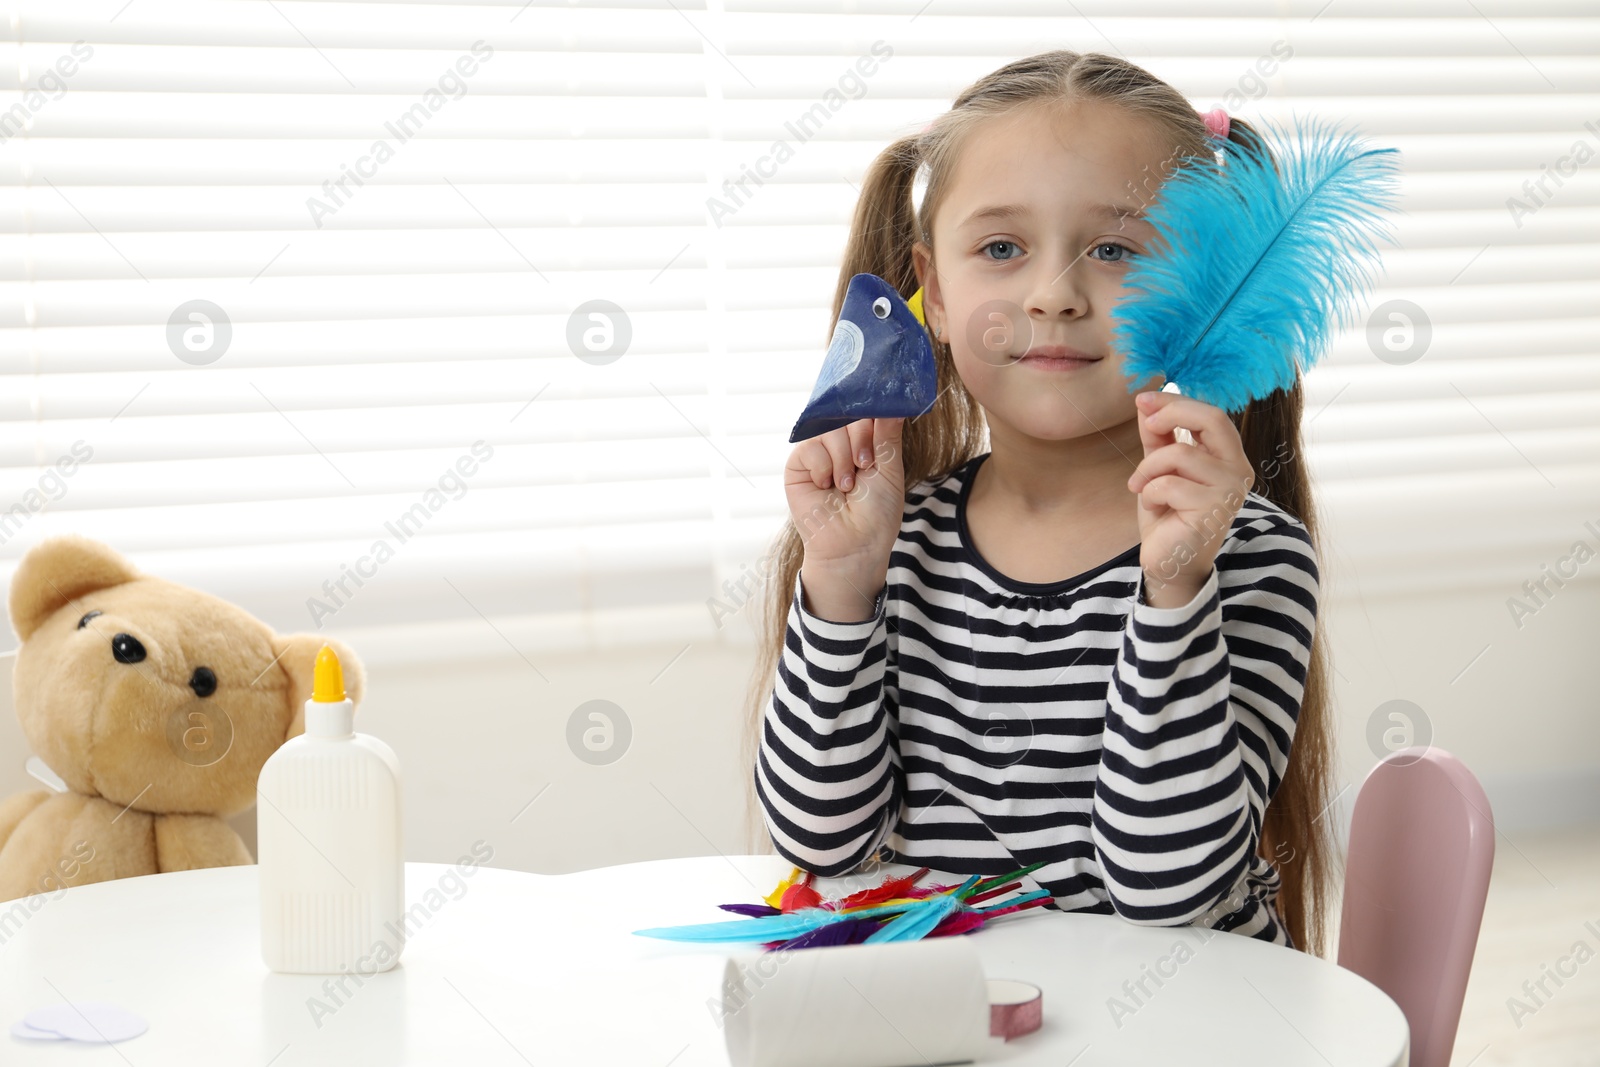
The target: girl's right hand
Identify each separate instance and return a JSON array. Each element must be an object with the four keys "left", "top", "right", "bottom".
[{"left": 784, "top": 417, "right": 905, "bottom": 620}]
